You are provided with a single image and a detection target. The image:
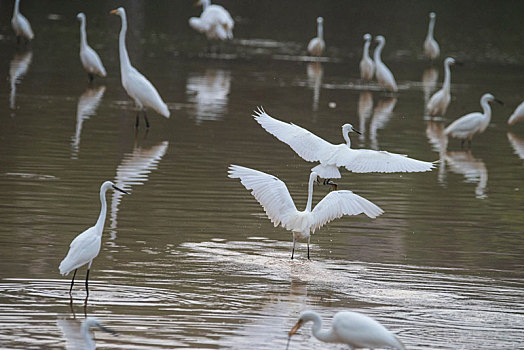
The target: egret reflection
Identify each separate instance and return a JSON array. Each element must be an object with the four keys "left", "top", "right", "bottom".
[
  {"left": 186, "top": 68, "right": 231, "bottom": 124},
  {"left": 71, "top": 86, "right": 106, "bottom": 159},
  {"left": 358, "top": 91, "right": 373, "bottom": 142},
  {"left": 57, "top": 317, "right": 116, "bottom": 350},
  {"left": 422, "top": 67, "right": 438, "bottom": 106},
  {"left": 9, "top": 50, "right": 33, "bottom": 110},
  {"left": 307, "top": 62, "right": 323, "bottom": 111},
  {"left": 110, "top": 141, "right": 169, "bottom": 235},
  {"left": 507, "top": 132, "right": 524, "bottom": 160},
  {"left": 425, "top": 120, "right": 448, "bottom": 183},
  {"left": 445, "top": 151, "right": 488, "bottom": 199},
  {"left": 369, "top": 97, "right": 397, "bottom": 150}
]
